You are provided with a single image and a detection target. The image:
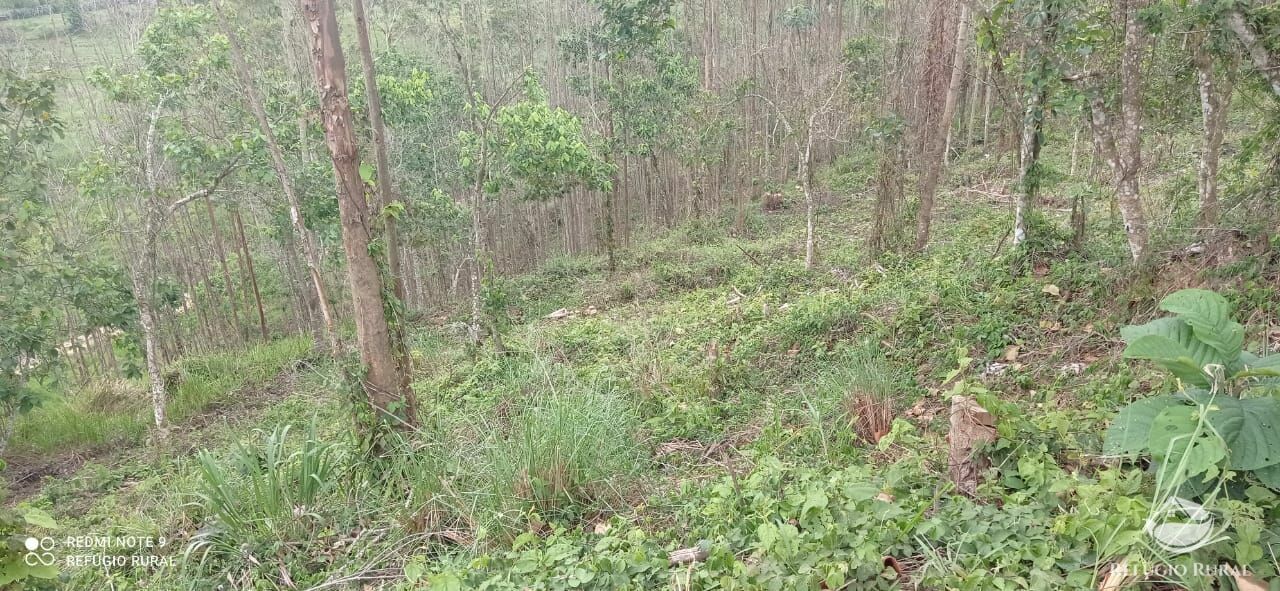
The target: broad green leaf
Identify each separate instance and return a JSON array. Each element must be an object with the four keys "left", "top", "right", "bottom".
[
  {"left": 1254, "top": 463, "right": 1280, "bottom": 490},
  {"left": 22, "top": 507, "right": 57, "bottom": 529},
  {"left": 1235, "top": 354, "right": 1280, "bottom": 379},
  {"left": 1159, "top": 289, "right": 1243, "bottom": 360},
  {"left": 1104, "top": 394, "right": 1177, "bottom": 456},
  {"left": 1182, "top": 393, "right": 1280, "bottom": 470},
  {"left": 1121, "top": 318, "right": 1224, "bottom": 387},
  {"left": 1147, "top": 404, "right": 1202, "bottom": 463},
  {"left": 1148, "top": 404, "right": 1227, "bottom": 489},
  {"left": 358, "top": 162, "right": 375, "bottom": 184}
]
